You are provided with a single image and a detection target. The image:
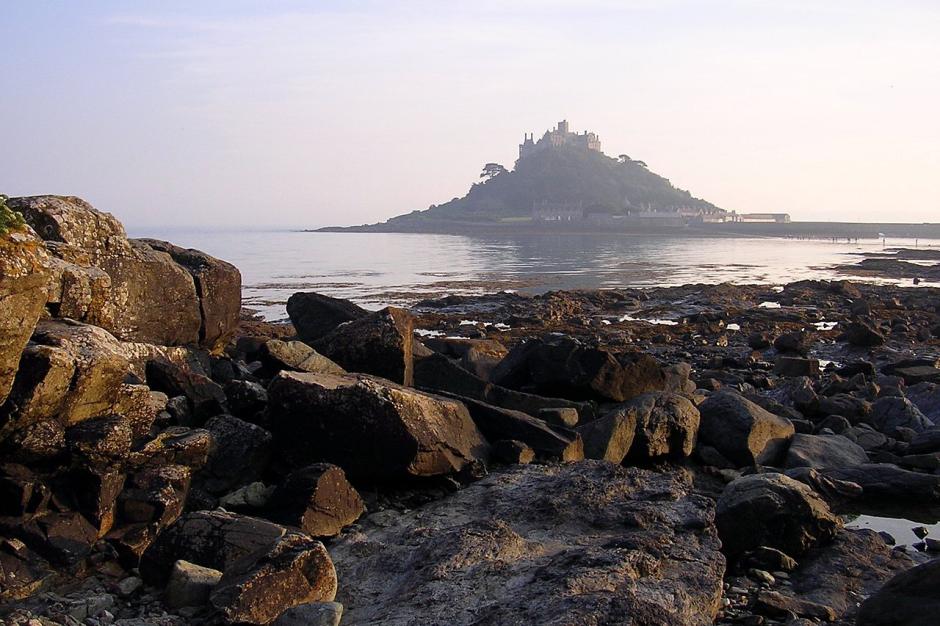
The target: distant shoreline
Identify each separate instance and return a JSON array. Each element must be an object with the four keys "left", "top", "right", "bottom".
[{"left": 314, "top": 220, "right": 940, "bottom": 240}]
